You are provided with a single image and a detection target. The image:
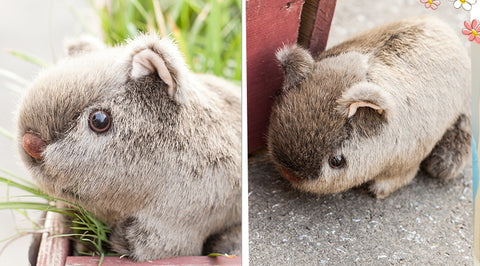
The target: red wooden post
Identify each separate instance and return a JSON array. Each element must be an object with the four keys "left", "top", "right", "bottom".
[
  {"left": 246, "top": 0, "right": 305, "bottom": 153},
  {"left": 246, "top": 0, "right": 337, "bottom": 153},
  {"left": 298, "top": 0, "right": 337, "bottom": 55}
]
